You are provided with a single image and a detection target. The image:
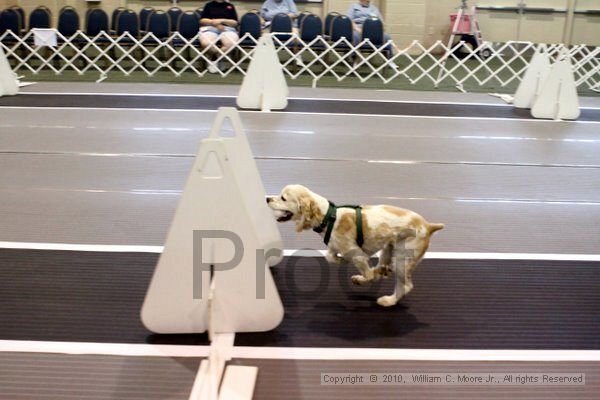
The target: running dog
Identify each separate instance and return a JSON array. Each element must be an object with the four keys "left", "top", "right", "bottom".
[{"left": 267, "top": 184, "right": 444, "bottom": 307}]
